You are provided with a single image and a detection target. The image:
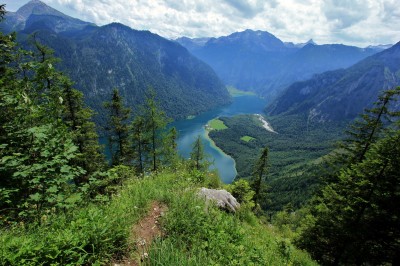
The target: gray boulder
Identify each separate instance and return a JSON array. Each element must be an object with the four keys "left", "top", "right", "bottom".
[{"left": 198, "top": 187, "right": 240, "bottom": 212}]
